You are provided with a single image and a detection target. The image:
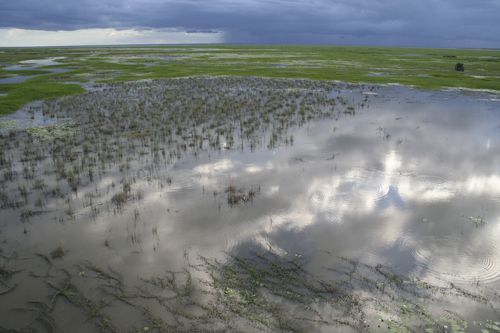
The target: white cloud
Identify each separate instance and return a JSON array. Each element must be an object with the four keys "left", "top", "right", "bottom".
[{"left": 0, "top": 28, "right": 224, "bottom": 47}]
